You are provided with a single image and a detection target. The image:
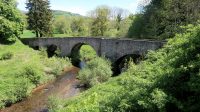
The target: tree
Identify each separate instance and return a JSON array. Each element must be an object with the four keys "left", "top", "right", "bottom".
[
  {"left": 128, "top": 0, "right": 200, "bottom": 39},
  {"left": 53, "top": 16, "right": 72, "bottom": 35},
  {"left": 0, "top": 0, "right": 24, "bottom": 42},
  {"left": 111, "top": 7, "right": 129, "bottom": 31},
  {"left": 71, "top": 17, "right": 88, "bottom": 36},
  {"left": 26, "top": 0, "right": 53, "bottom": 37},
  {"left": 90, "top": 6, "right": 110, "bottom": 36}
]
